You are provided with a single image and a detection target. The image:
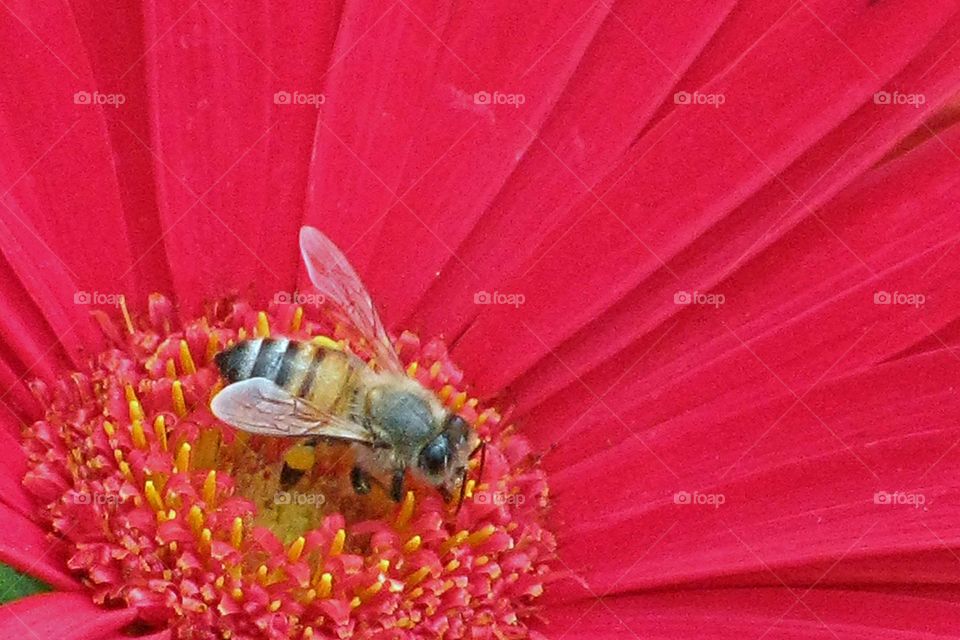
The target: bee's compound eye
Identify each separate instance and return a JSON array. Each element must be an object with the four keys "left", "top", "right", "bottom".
[{"left": 419, "top": 435, "right": 450, "bottom": 476}]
